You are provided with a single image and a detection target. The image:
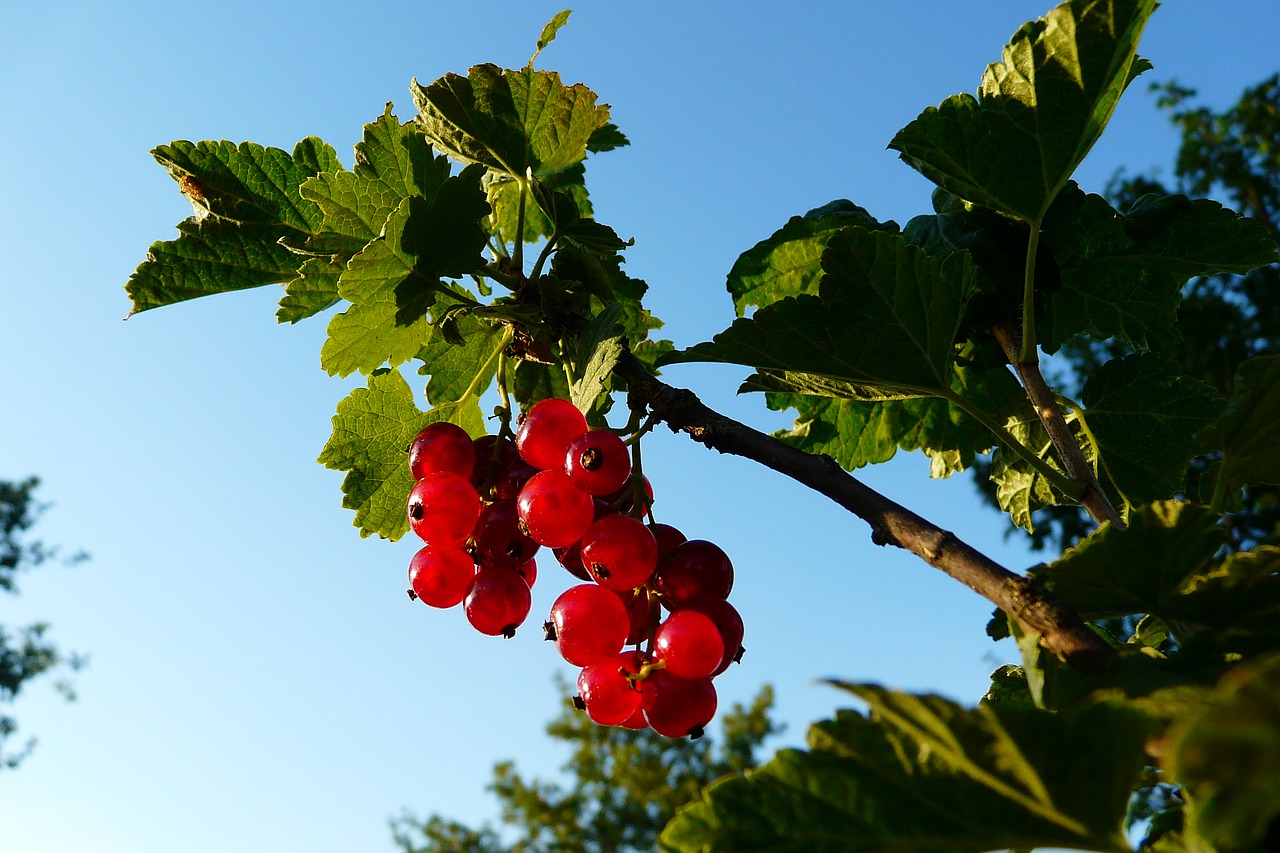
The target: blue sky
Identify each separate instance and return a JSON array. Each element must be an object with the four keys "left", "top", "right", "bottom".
[{"left": 2, "top": 2, "right": 1276, "bottom": 851}]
